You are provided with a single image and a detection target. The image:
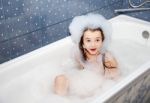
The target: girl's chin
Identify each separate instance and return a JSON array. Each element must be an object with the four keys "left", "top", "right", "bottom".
[{"left": 90, "top": 52, "right": 97, "bottom": 55}]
